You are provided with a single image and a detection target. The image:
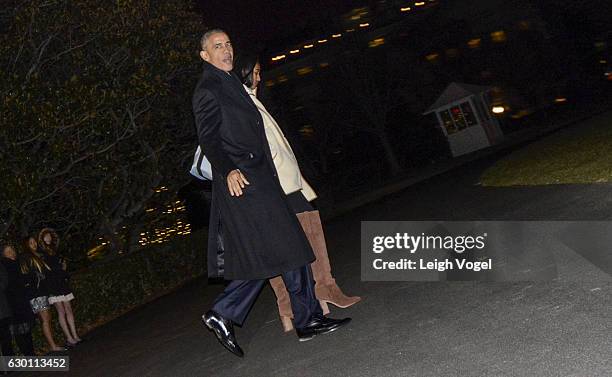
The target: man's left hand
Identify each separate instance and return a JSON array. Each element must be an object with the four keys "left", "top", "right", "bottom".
[{"left": 227, "top": 169, "right": 250, "bottom": 196}]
